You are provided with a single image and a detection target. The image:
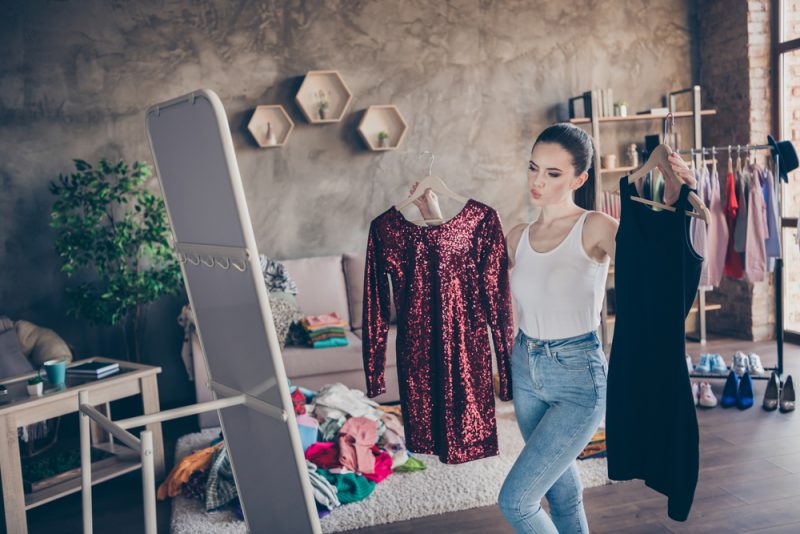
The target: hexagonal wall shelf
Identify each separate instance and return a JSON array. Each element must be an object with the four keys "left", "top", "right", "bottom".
[
  {"left": 295, "top": 70, "right": 353, "bottom": 124},
  {"left": 247, "top": 105, "right": 294, "bottom": 148},
  {"left": 357, "top": 105, "right": 408, "bottom": 151}
]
